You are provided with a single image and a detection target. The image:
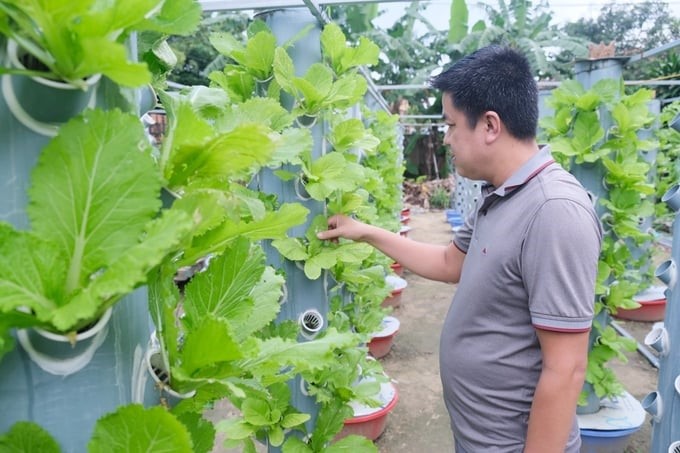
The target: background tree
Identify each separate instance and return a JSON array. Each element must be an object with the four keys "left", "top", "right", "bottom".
[
  {"left": 561, "top": 1, "right": 680, "bottom": 55},
  {"left": 452, "top": 0, "right": 588, "bottom": 80},
  {"left": 166, "top": 12, "right": 249, "bottom": 86},
  {"left": 561, "top": 0, "right": 680, "bottom": 99}
]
